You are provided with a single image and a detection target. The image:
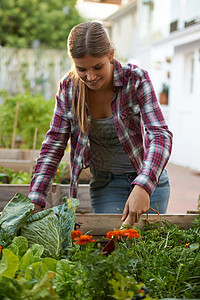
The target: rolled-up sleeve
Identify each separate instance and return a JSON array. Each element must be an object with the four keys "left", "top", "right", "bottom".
[
  {"left": 28, "top": 78, "right": 71, "bottom": 206},
  {"left": 132, "top": 71, "right": 173, "bottom": 195}
]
